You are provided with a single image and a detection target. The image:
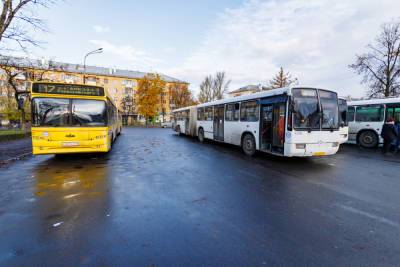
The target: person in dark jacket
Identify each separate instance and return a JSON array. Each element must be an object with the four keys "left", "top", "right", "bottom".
[
  {"left": 395, "top": 120, "right": 400, "bottom": 154},
  {"left": 381, "top": 118, "right": 398, "bottom": 154}
]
